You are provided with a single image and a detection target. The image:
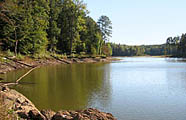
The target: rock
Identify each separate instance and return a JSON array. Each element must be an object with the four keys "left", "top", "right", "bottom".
[
  {"left": 17, "top": 111, "right": 29, "bottom": 119},
  {"left": 0, "top": 85, "right": 2, "bottom": 91},
  {"left": 16, "top": 97, "right": 25, "bottom": 104},
  {"left": 28, "top": 109, "right": 46, "bottom": 120},
  {"left": 51, "top": 108, "right": 117, "bottom": 120},
  {"left": 80, "top": 108, "right": 117, "bottom": 120},
  {"left": 1, "top": 87, "right": 116, "bottom": 120},
  {"left": 2, "top": 86, "right": 9, "bottom": 91},
  {"left": 52, "top": 111, "right": 73, "bottom": 120},
  {"left": 41, "top": 109, "right": 56, "bottom": 120}
]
